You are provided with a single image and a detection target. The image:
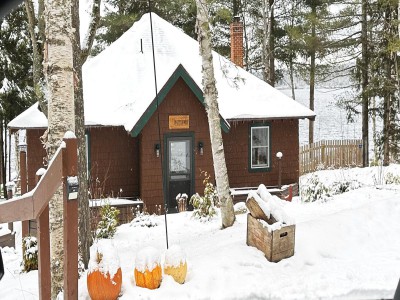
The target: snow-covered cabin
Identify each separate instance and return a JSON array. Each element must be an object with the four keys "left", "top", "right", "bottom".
[{"left": 8, "top": 13, "right": 315, "bottom": 213}]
